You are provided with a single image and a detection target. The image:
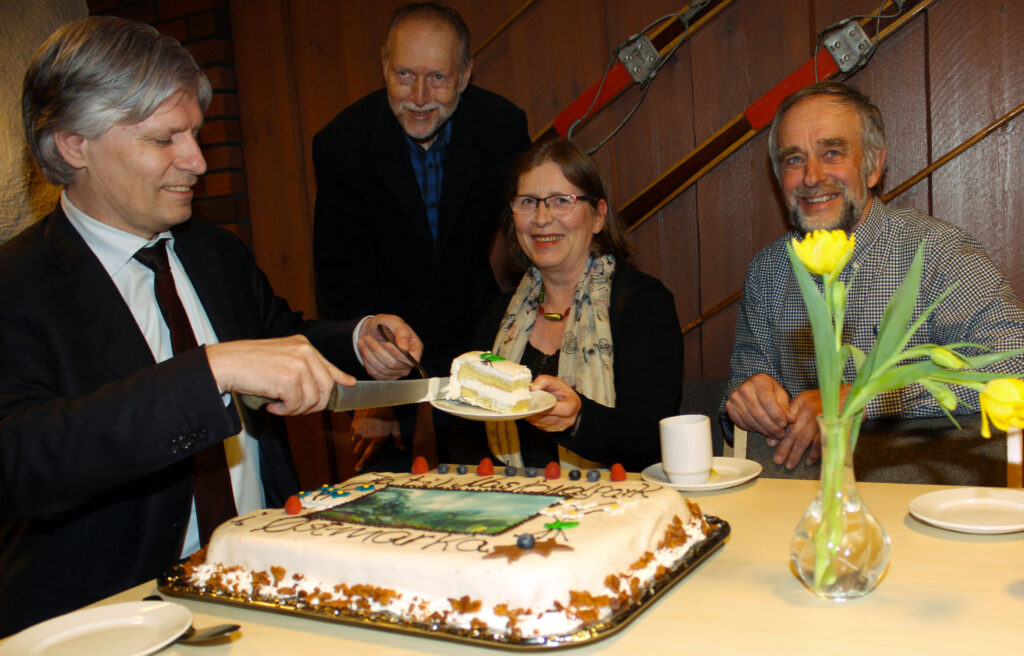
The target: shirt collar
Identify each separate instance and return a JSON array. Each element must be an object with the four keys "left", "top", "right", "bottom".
[
  {"left": 405, "top": 118, "right": 453, "bottom": 155},
  {"left": 852, "top": 197, "right": 886, "bottom": 255},
  {"left": 61, "top": 191, "right": 173, "bottom": 277}
]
